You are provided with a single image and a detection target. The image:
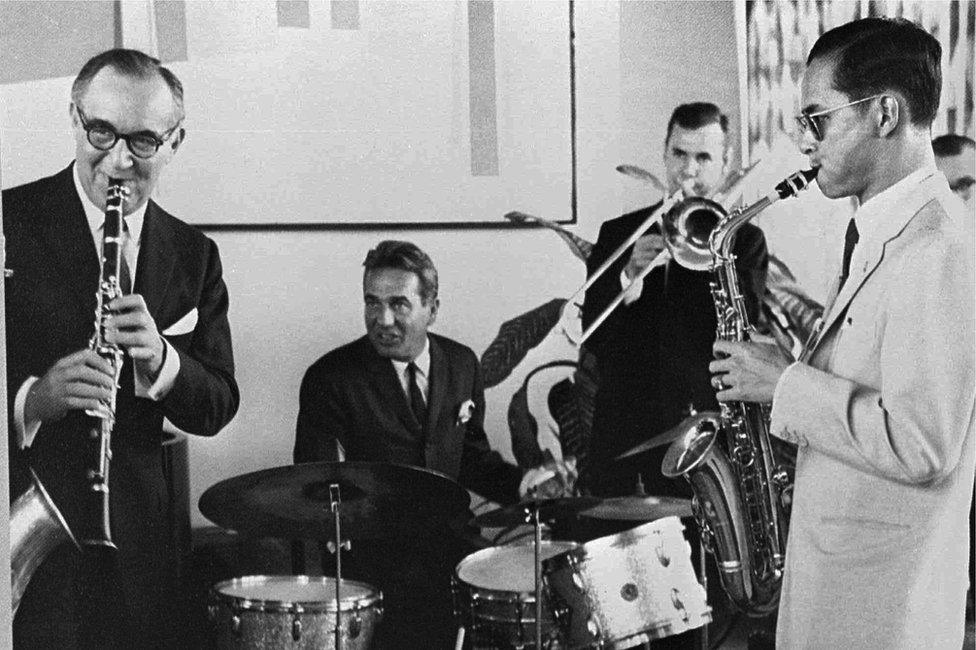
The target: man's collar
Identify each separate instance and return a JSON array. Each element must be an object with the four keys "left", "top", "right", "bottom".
[
  {"left": 390, "top": 336, "right": 431, "bottom": 378},
  {"left": 72, "top": 162, "right": 147, "bottom": 243},
  {"left": 854, "top": 164, "right": 938, "bottom": 244}
]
